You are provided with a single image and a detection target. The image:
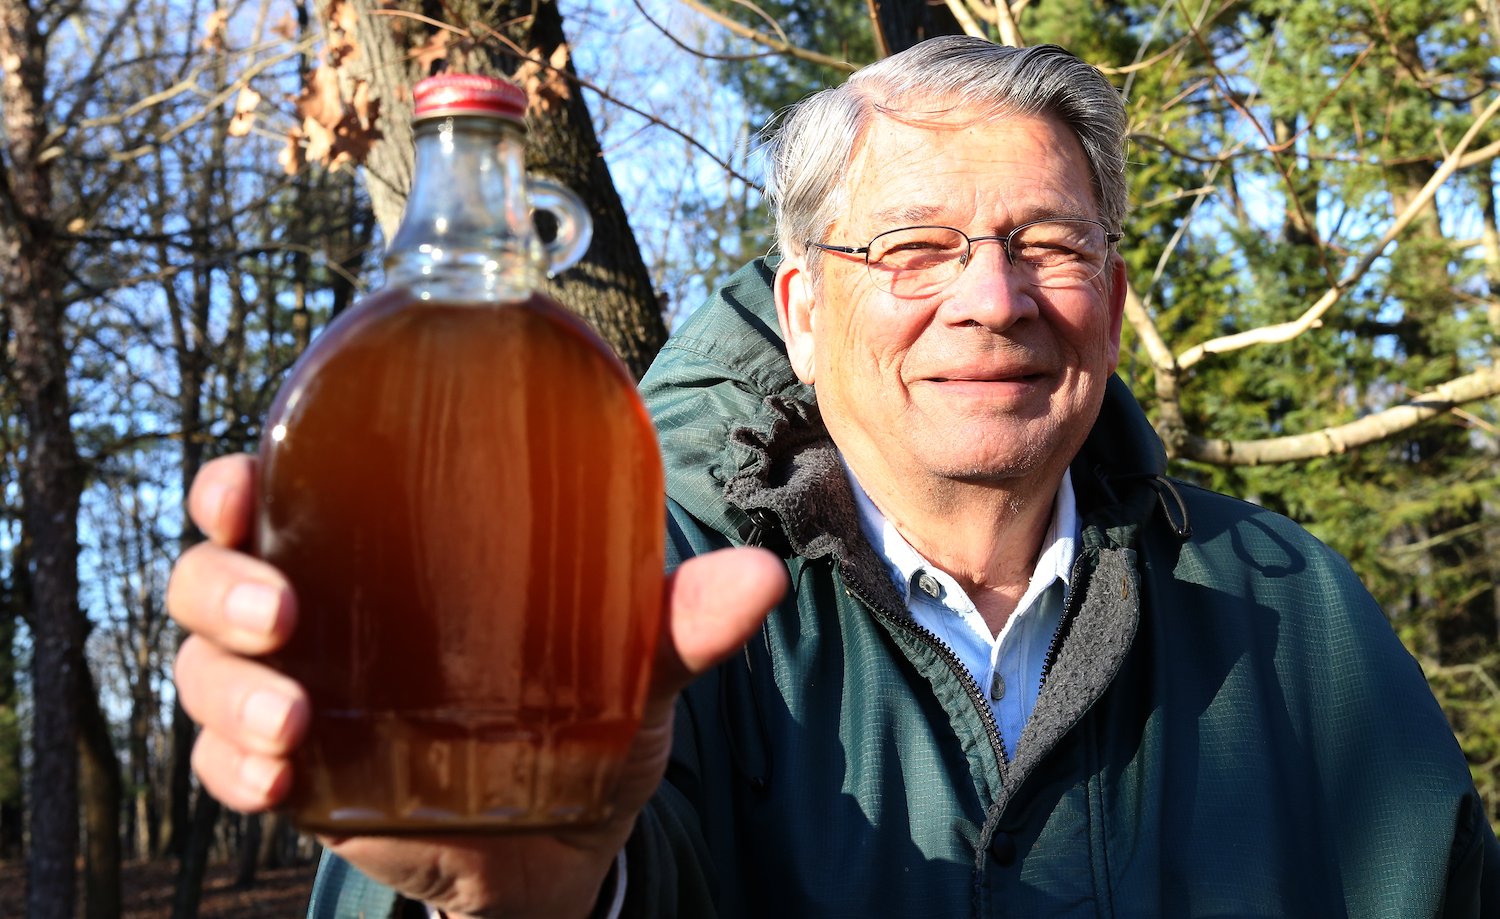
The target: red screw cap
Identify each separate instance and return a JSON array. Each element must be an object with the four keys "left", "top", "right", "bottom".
[{"left": 412, "top": 73, "right": 527, "bottom": 121}]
